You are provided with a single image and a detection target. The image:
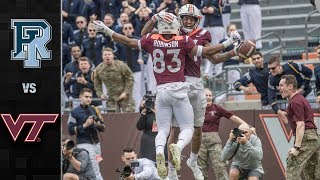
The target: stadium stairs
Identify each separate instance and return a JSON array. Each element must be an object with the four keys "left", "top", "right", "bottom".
[{"left": 215, "top": 0, "right": 320, "bottom": 110}]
